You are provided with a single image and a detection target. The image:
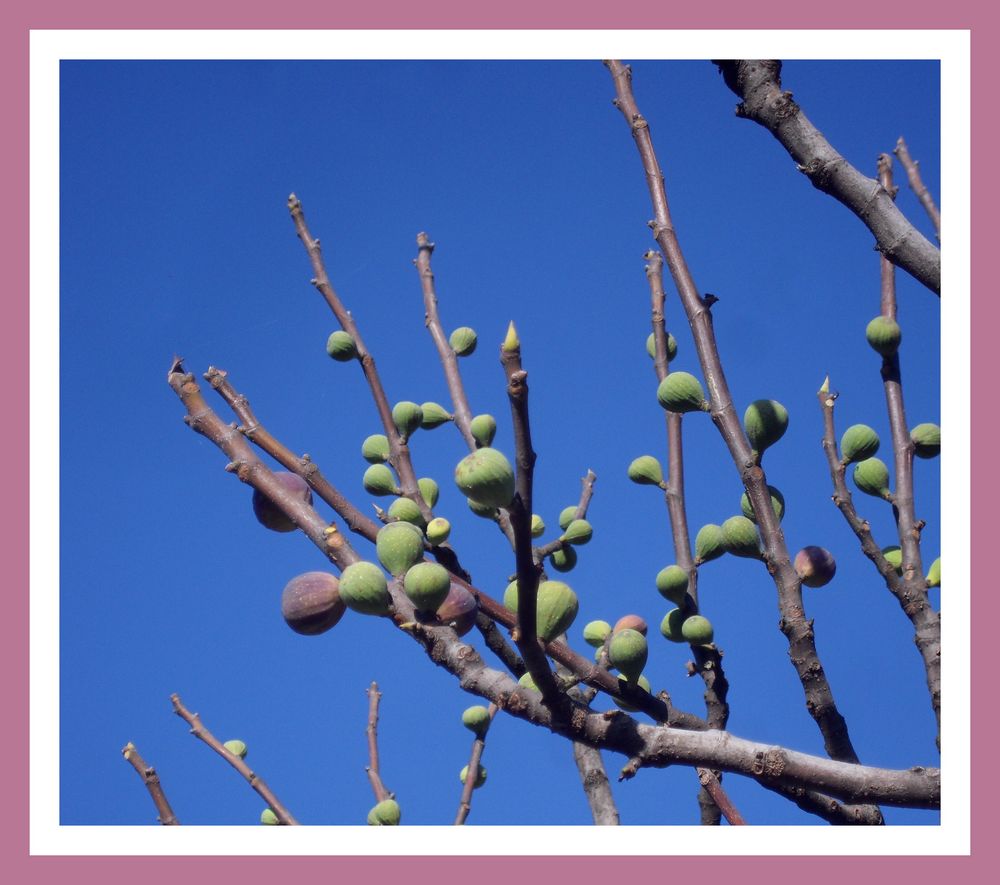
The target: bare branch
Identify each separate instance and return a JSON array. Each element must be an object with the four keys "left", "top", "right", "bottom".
[
  {"left": 365, "top": 682, "right": 391, "bottom": 802},
  {"left": 697, "top": 767, "right": 746, "bottom": 825},
  {"left": 573, "top": 740, "right": 620, "bottom": 825},
  {"left": 894, "top": 136, "right": 941, "bottom": 239},
  {"left": 121, "top": 742, "right": 179, "bottom": 825},
  {"left": 454, "top": 704, "right": 497, "bottom": 825}
]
